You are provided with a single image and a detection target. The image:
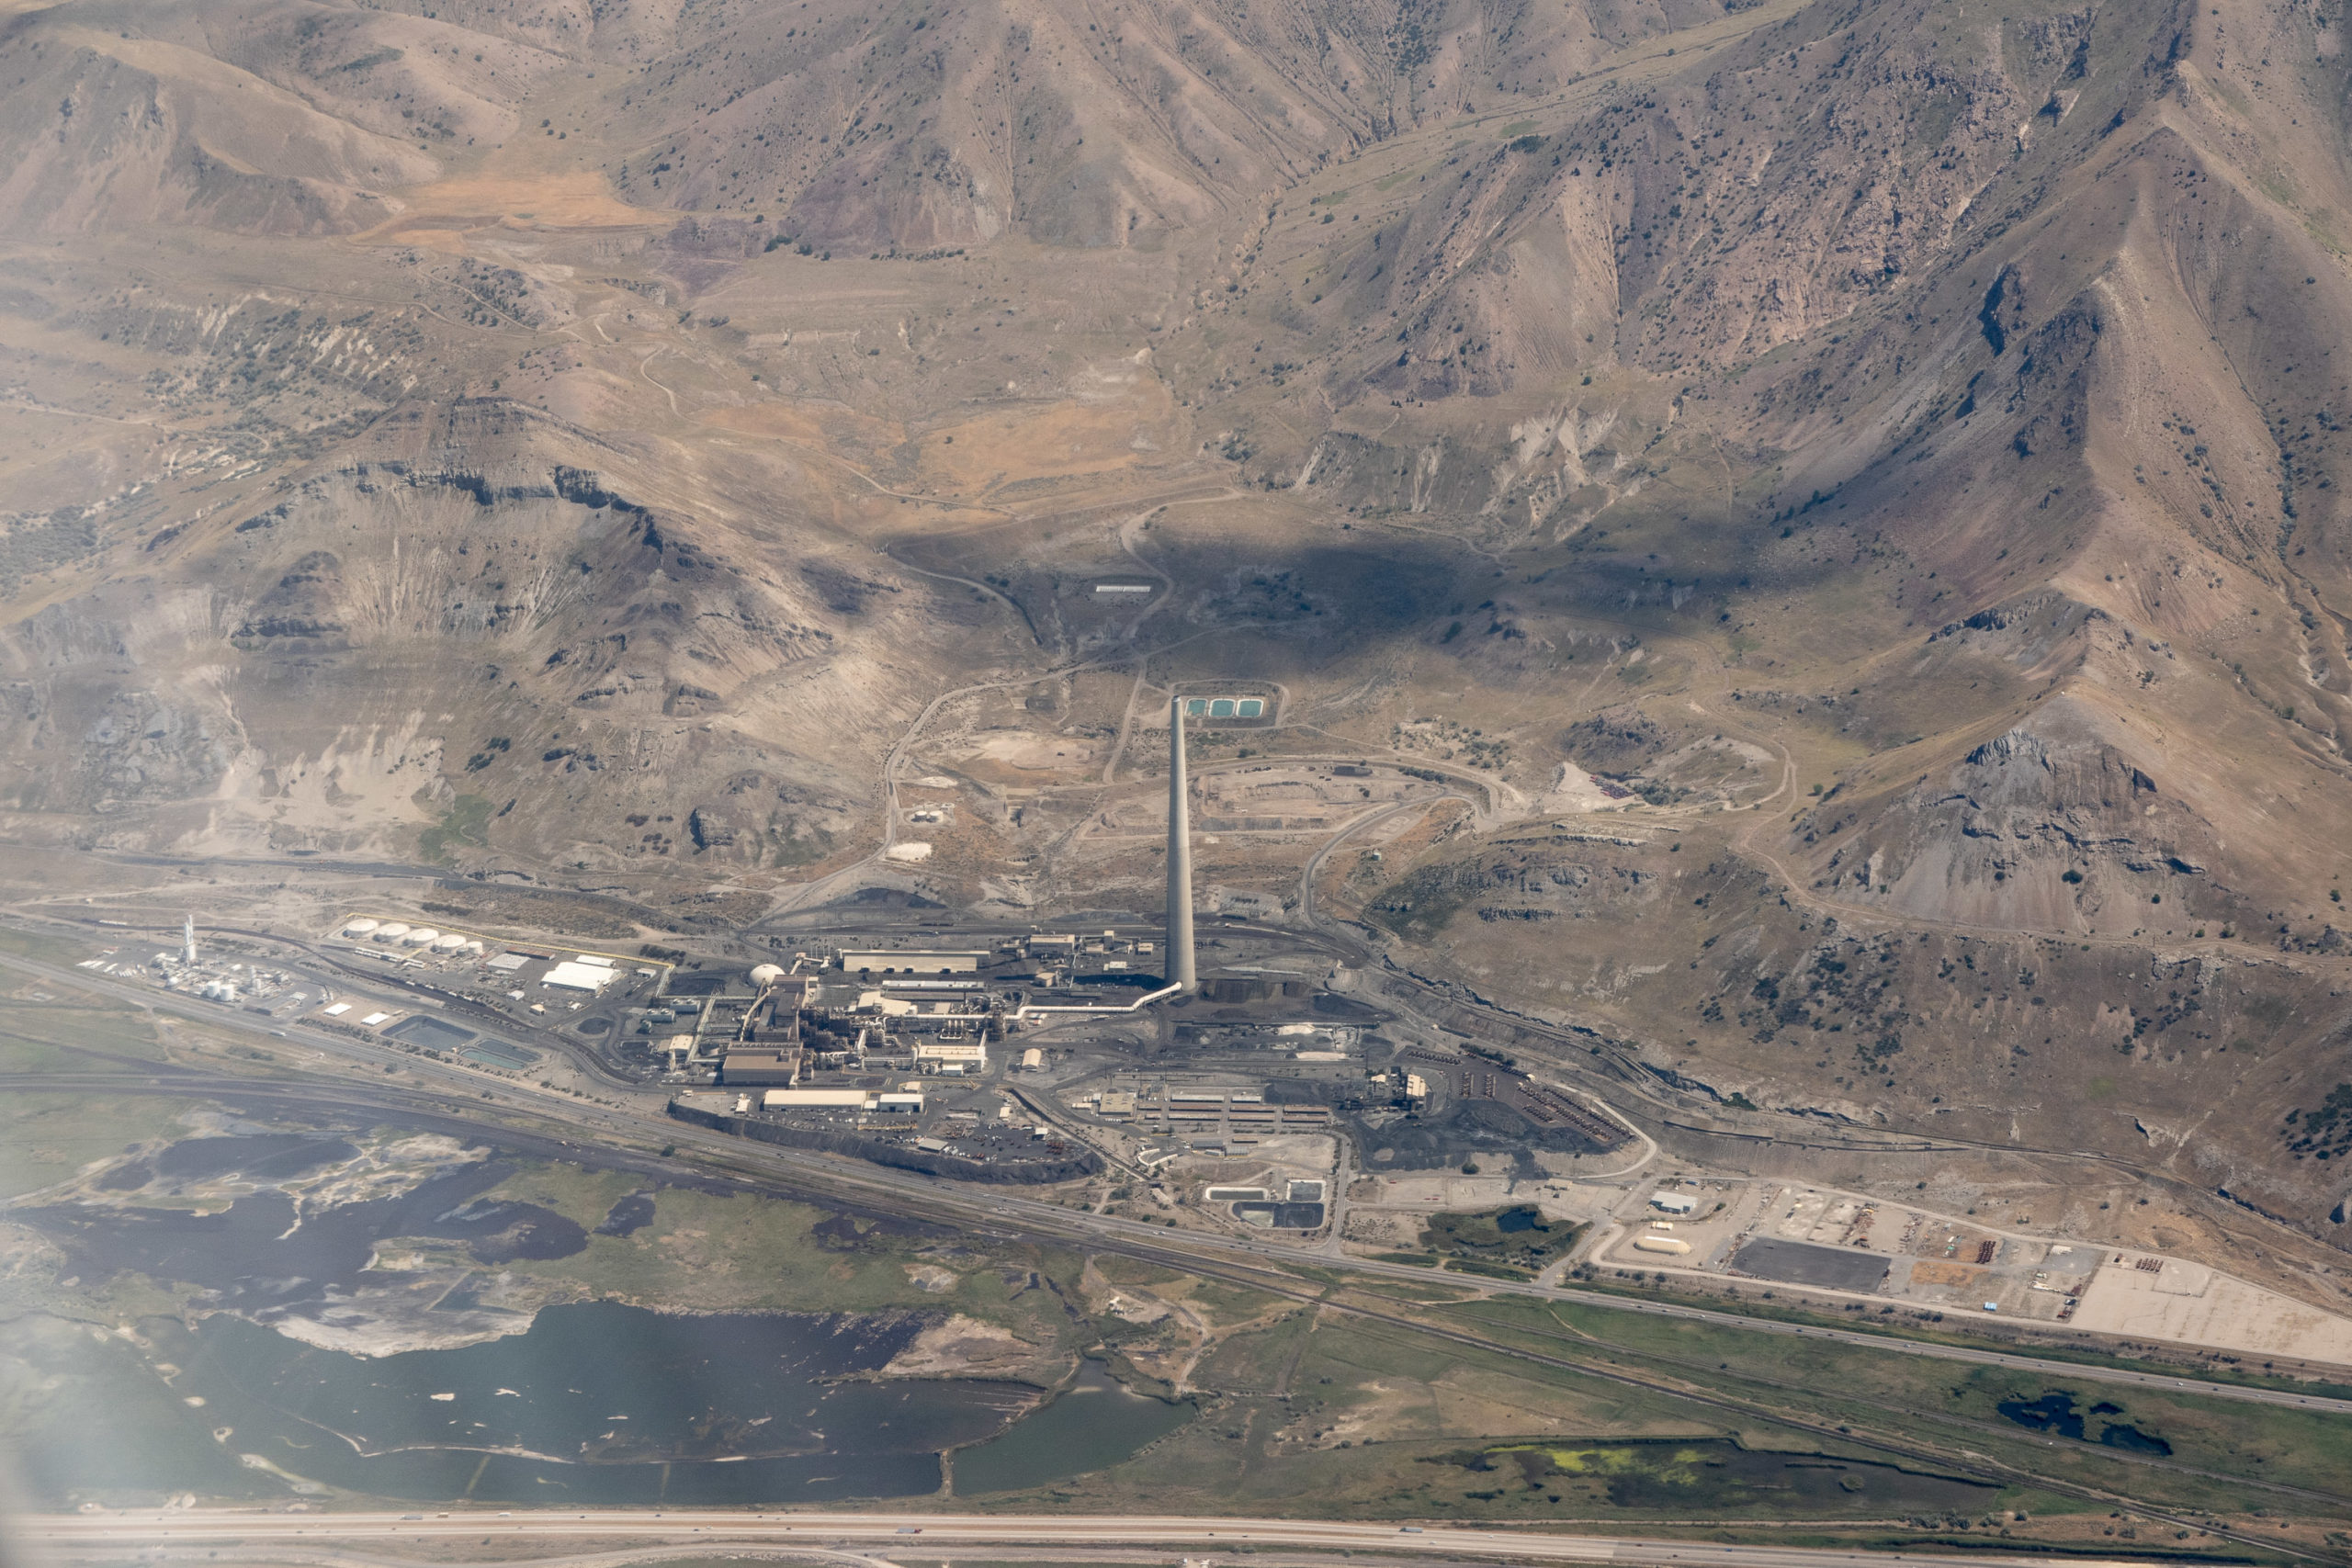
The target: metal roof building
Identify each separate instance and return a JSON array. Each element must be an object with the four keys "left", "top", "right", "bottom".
[
  {"left": 763, "top": 1089, "right": 868, "bottom": 1109},
  {"left": 722, "top": 1048, "right": 798, "bottom": 1086},
  {"left": 840, "top": 950, "right": 986, "bottom": 973},
  {"left": 543, "top": 960, "right": 616, "bottom": 992}
]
